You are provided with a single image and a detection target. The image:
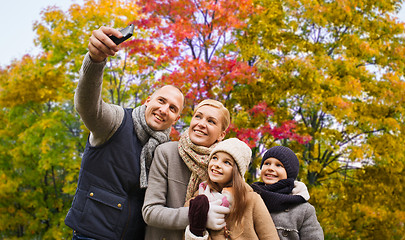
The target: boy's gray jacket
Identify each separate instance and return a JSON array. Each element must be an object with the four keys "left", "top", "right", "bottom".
[{"left": 271, "top": 203, "right": 324, "bottom": 240}]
